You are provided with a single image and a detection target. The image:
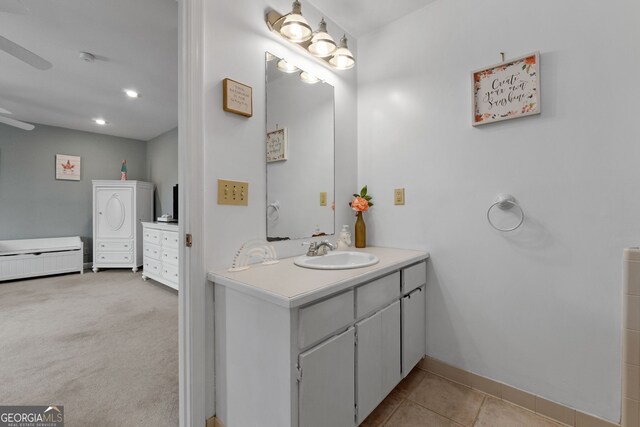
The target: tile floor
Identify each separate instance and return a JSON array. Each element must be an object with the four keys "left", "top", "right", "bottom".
[{"left": 361, "top": 368, "right": 565, "bottom": 427}]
